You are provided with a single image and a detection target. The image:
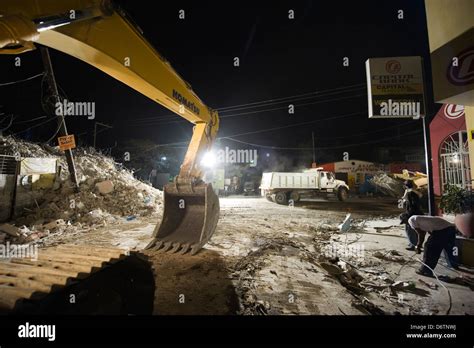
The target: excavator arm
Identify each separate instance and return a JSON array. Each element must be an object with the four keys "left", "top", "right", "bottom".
[{"left": 0, "top": 0, "right": 220, "bottom": 254}]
